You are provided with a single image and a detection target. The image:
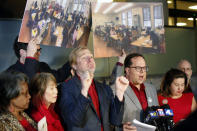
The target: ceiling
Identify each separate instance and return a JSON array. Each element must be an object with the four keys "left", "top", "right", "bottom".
[{"left": 93, "top": 2, "right": 162, "bottom": 14}]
